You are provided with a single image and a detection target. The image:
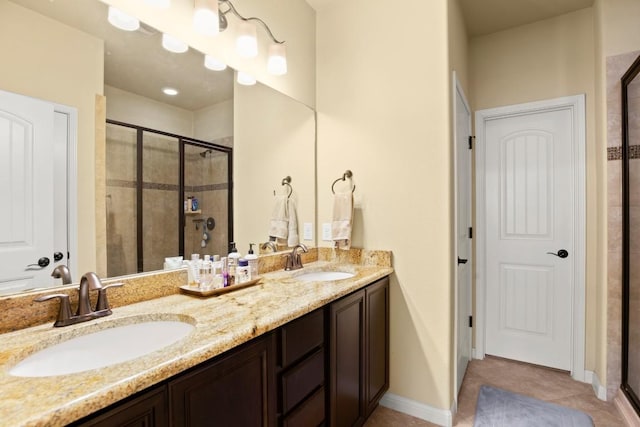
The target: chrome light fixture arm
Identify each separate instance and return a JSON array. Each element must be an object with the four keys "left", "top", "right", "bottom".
[{"left": 219, "top": 0, "right": 285, "bottom": 44}]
